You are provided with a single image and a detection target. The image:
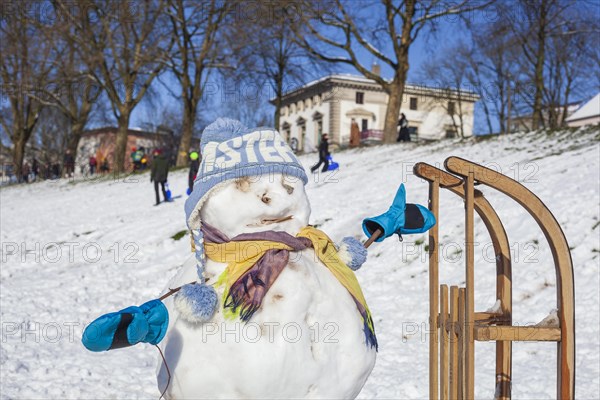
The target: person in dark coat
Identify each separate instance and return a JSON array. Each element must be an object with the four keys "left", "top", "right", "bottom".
[
  {"left": 89, "top": 155, "right": 97, "bottom": 175},
  {"left": 151, "top": 149, "right": 170, "bottom": 205},
  {"left": 32, "top": 158, "right": 39, "bottom": 181},
  {"left": 63, "top": 149, "right": 75, "bottom": 177},
  {"left": 310, "top": 133, "right": 330, "bottom": 173},
  {"left": 188, "top": 150, "right": 200, "bottom": 194},
  {"left": 397, "top": 113, "right": 410, "bottom": 142}
]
